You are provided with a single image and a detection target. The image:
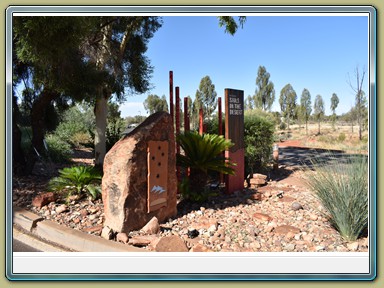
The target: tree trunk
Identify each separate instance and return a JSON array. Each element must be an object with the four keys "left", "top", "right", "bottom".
[
  {"left": 305, "top": 120, "right": 308, "bottom": 136},
  {"left": 318, "top": 118, "right": 321, "bottom": 135},
  {"left": 12, "top": 95, "right": 26, "bottom": 175},
  {"left": 94, "top": 93, "right": 109, "bottom": 169},
  {"left": 25, "top": 89, "right": 59, "bottom": 175}
]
